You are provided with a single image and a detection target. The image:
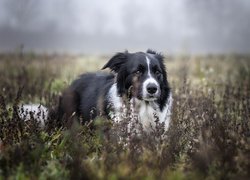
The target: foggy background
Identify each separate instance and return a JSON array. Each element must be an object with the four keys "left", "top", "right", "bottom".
[{"left": 0, "top": 0, "right": 250, "bottom": 54}]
